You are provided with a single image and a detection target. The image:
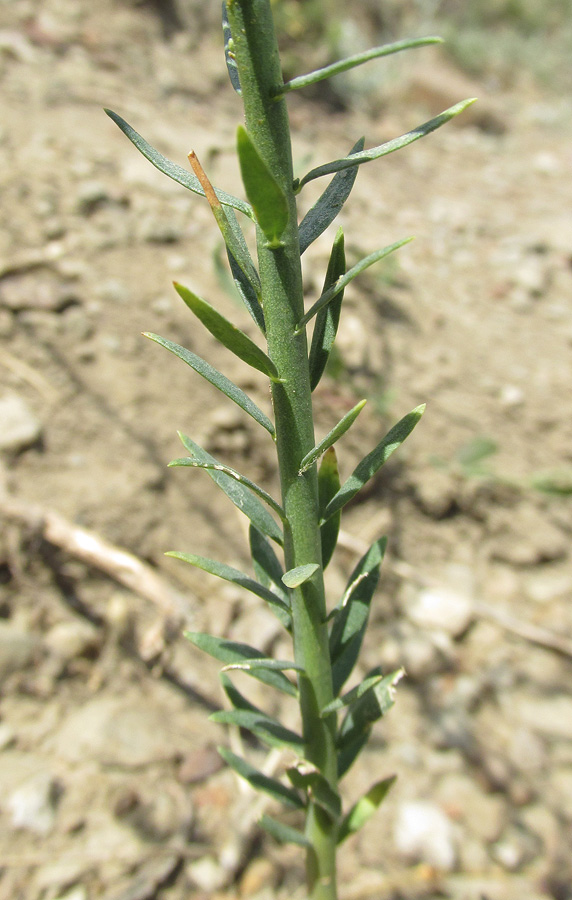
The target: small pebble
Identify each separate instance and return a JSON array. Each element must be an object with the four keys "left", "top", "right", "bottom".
[
  {"left": 0, "top": 394, "right": 42, "bottom": 453},
  {"left": 394, "top": 800, "right": 457, "bottom": 870}
]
